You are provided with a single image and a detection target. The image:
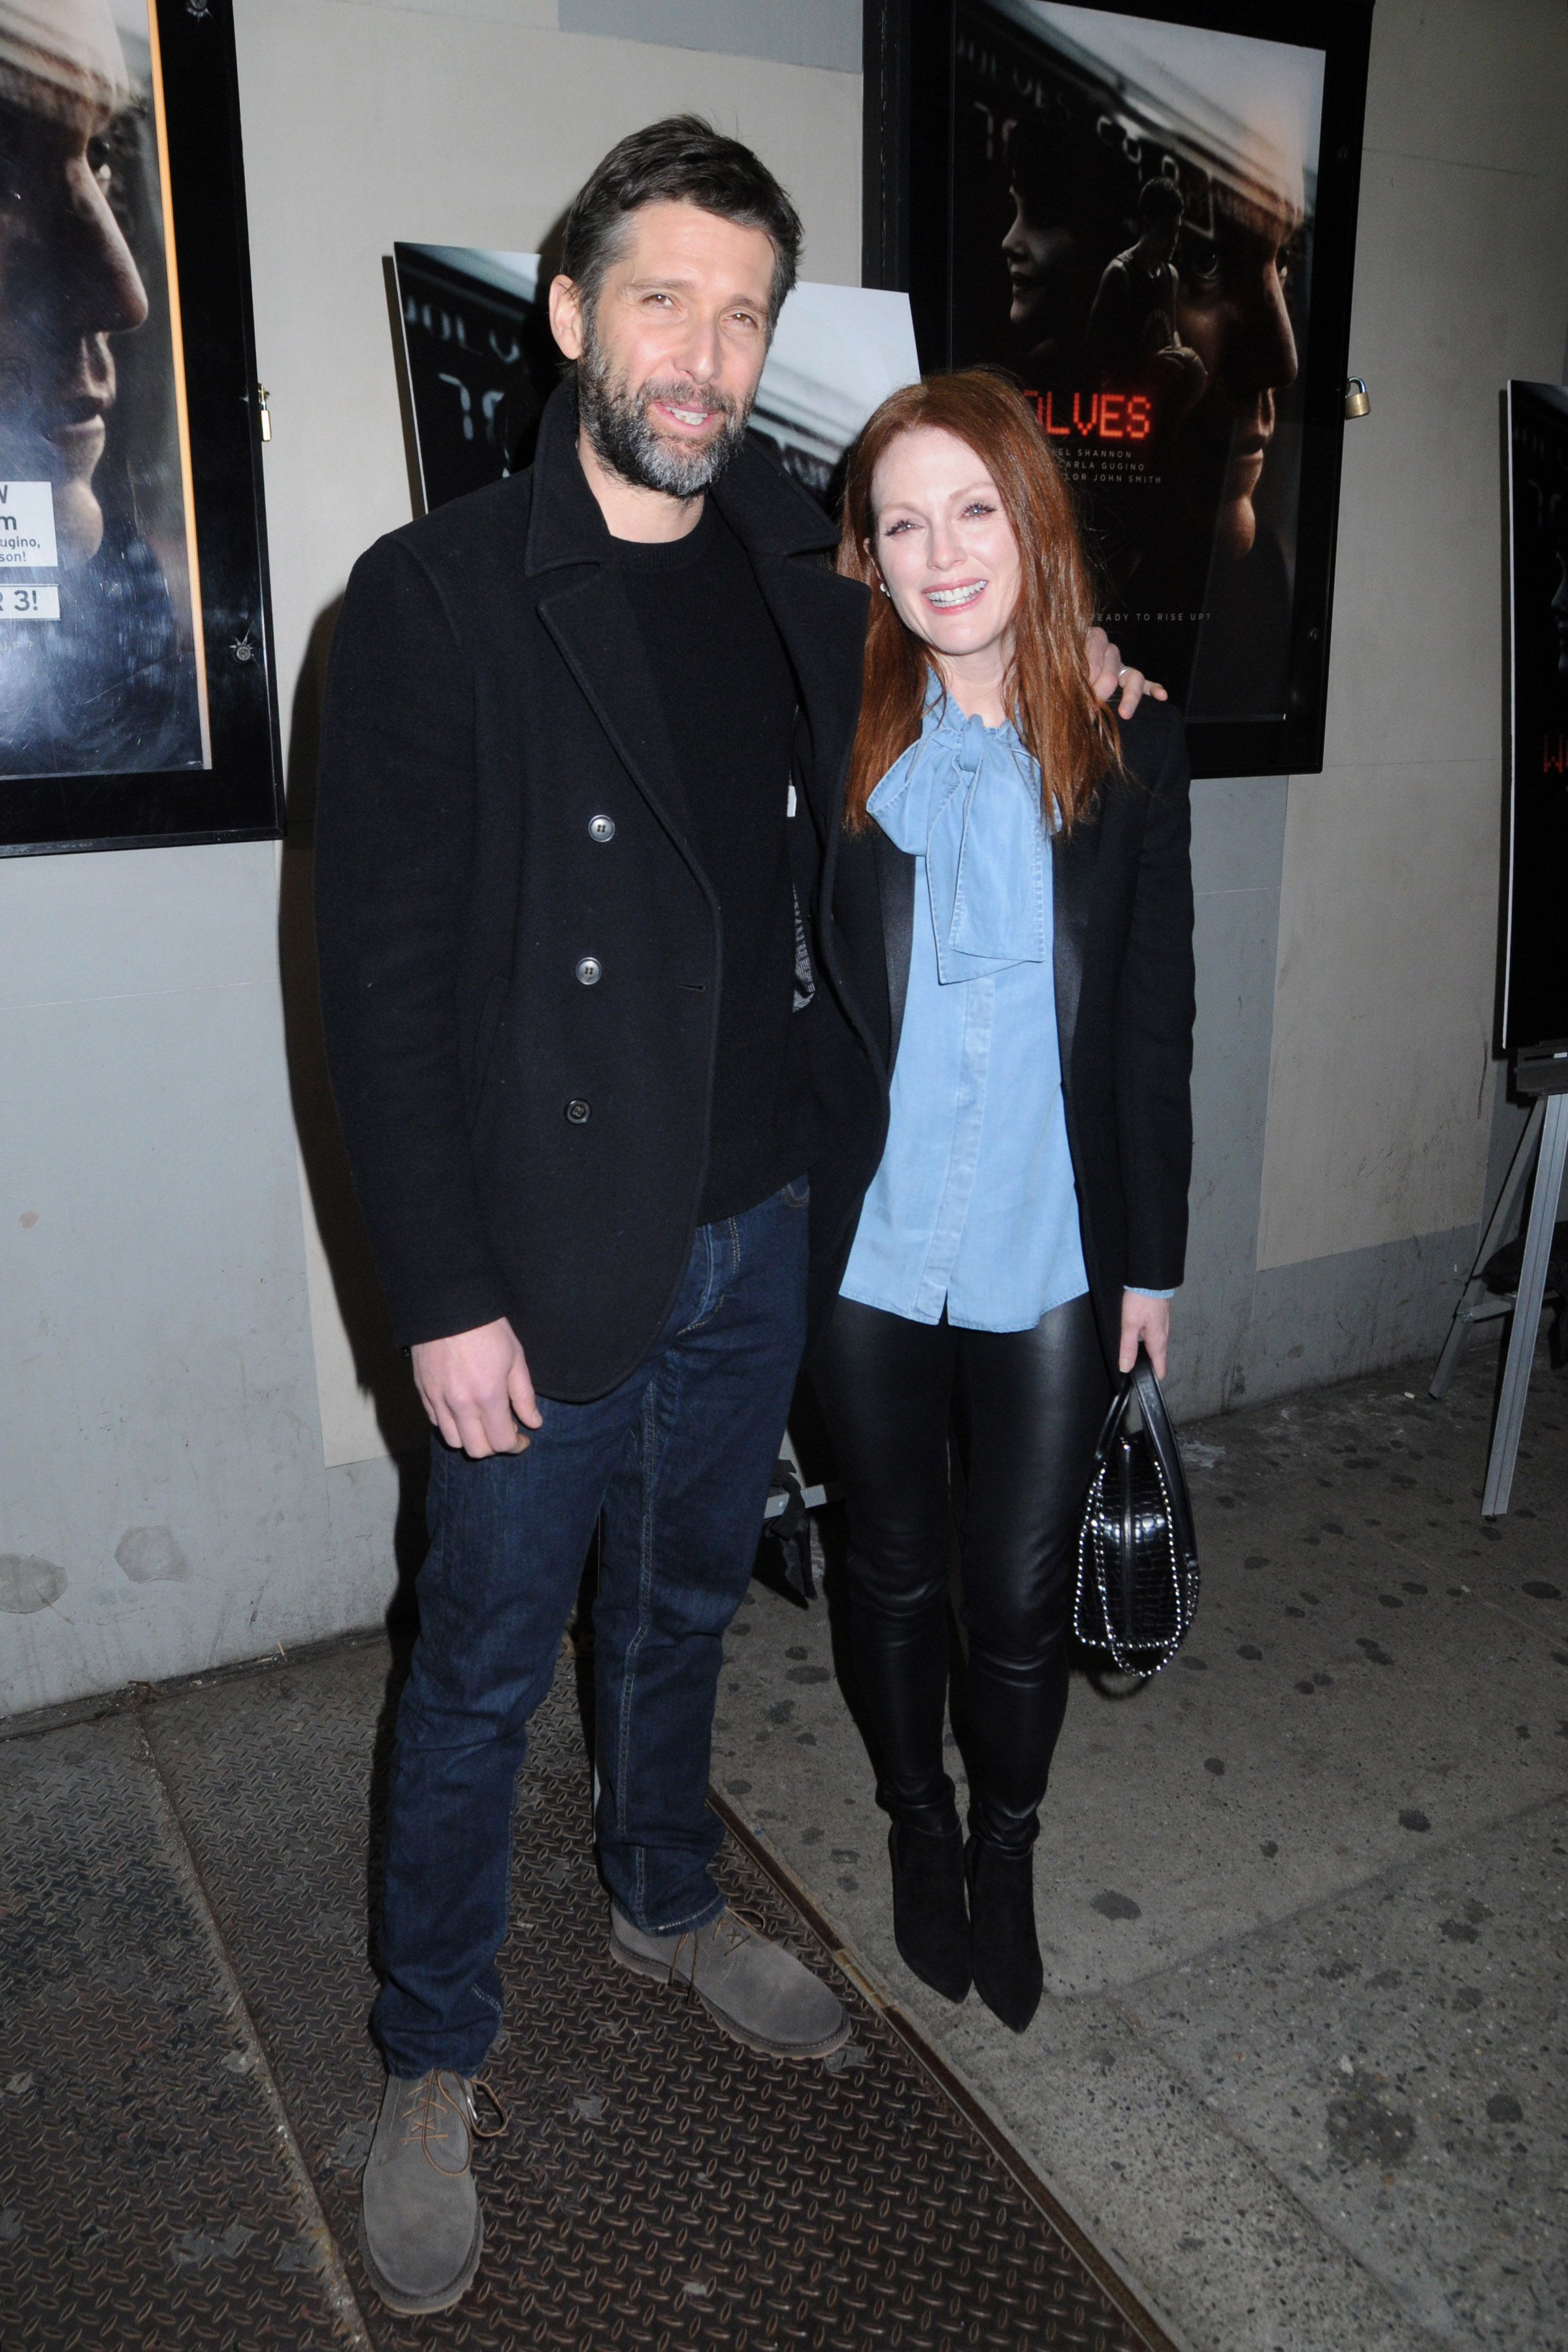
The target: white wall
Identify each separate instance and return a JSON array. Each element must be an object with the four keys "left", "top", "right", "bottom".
[
  {"left": 1256, "top": 0, "right": 1568, "bottom": 1274},
  {"left": 0, "top": 0, "right": 861, "bottom": 1715},
  {"left": 1168, "top": 0, "right": 1568, "bottom": 1416}
]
